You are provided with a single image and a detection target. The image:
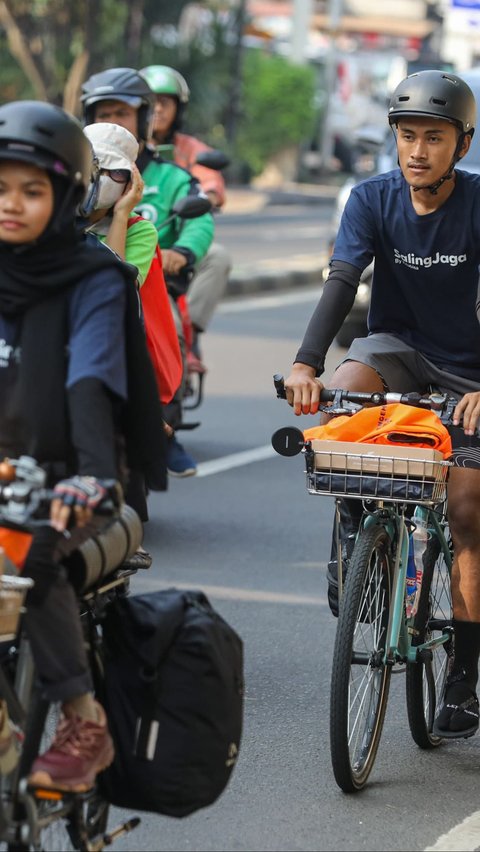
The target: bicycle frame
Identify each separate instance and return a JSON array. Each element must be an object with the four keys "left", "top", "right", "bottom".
[{"left": 355, "top": 502, "right": 452, "bottom": 666}]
